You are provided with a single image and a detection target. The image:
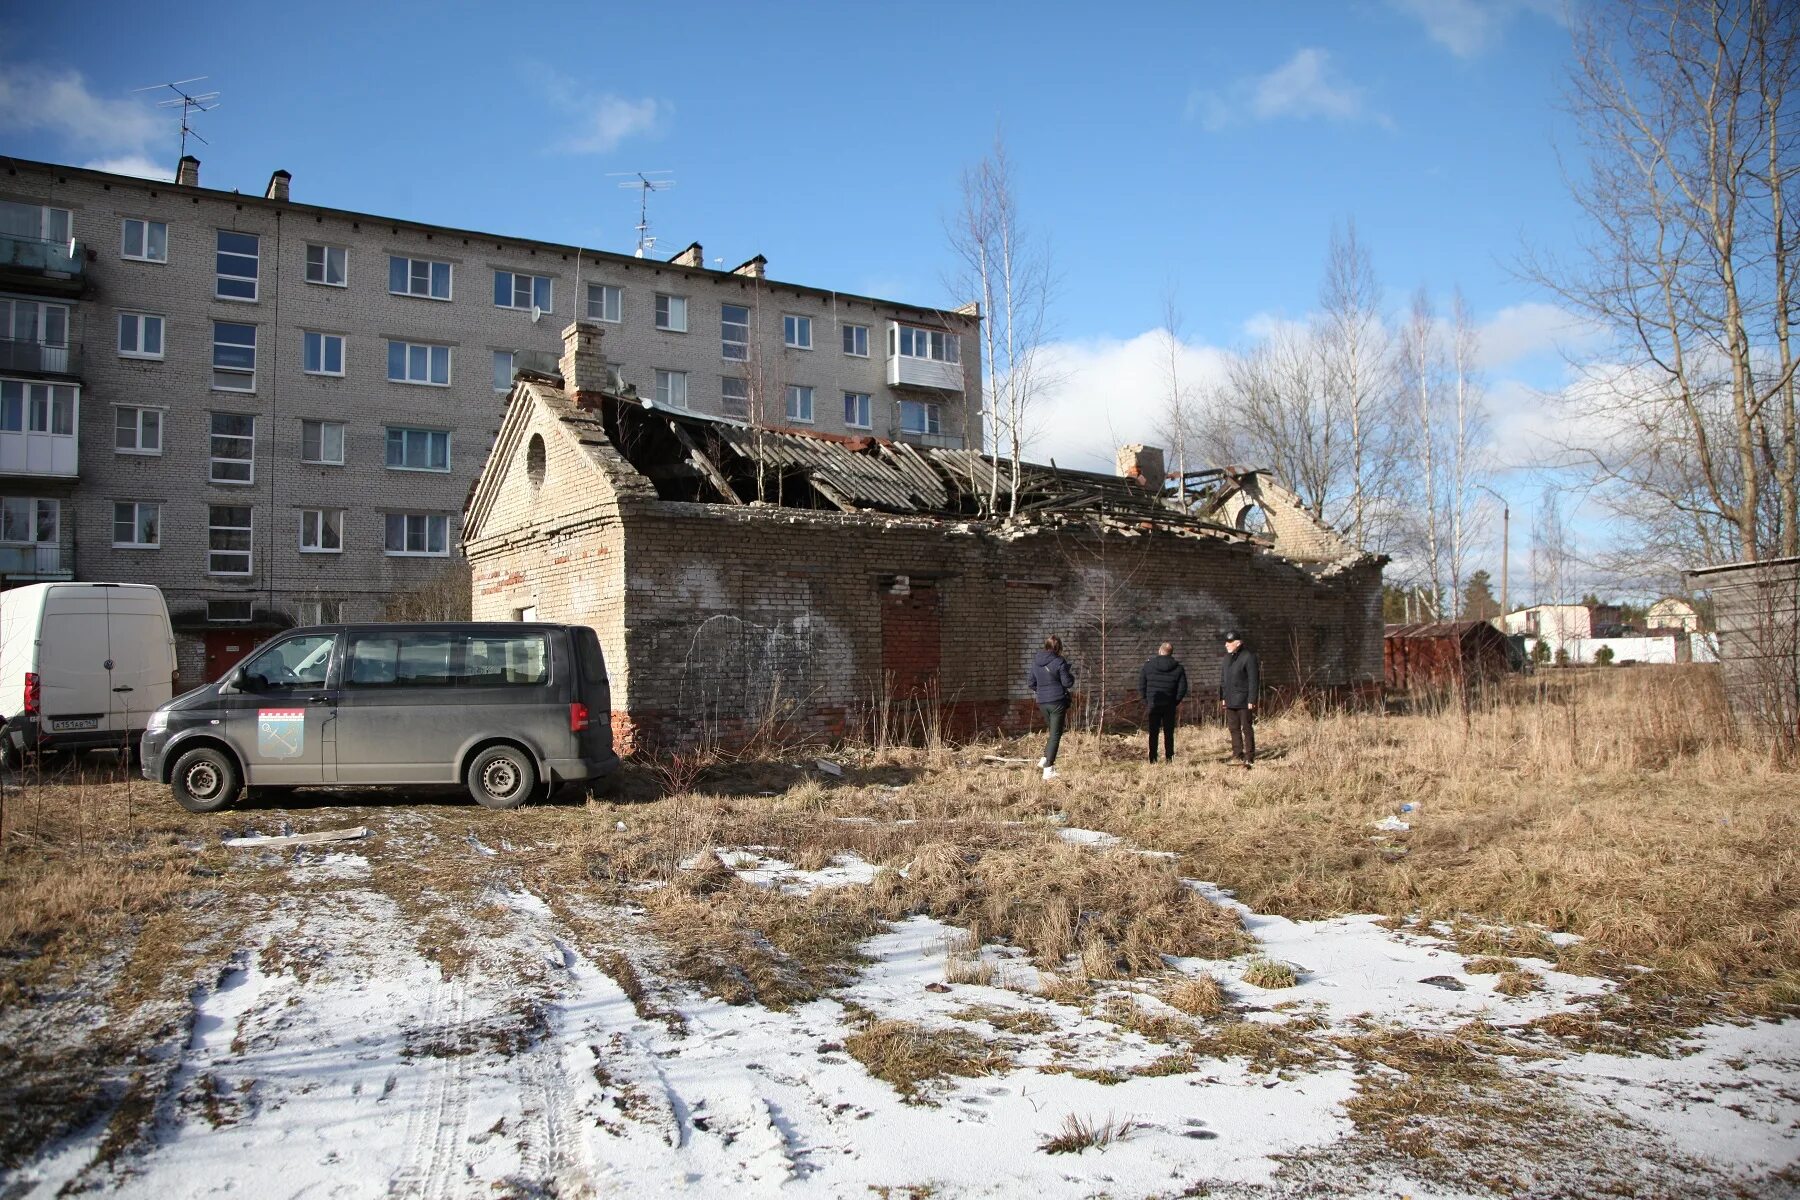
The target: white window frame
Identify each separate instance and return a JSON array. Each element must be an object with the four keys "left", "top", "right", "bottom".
[
  {"left": 843, "top": 391, "right": 873, "bottom": 430},
  {"left": 897, "top": 325, "right": 961, "bottom": 364},
  {"left": 208, "top": 599, "right": 253, "bottom": 624},
  {"left": 494, "top": 270, "right": 553, "bottom": 313},
  {"left": 720, "top": 375, "right": 750, "bottom": 417},
  {"left": 385, "top": 426, "right": 451, "bottom": 473},
  {"left": 302, "top": 330, "right": 346, "bottom": 377},
  {"left": 209, "top": 412, "right": 256, "bottom": 485},
  {"left": 842, "top": 323, "right": 870, "bottom": 357},
  {"left": 493, "top": 350, "right": 515, "bottom": 393},
  {"left": 654, "top": 293, "right": 687, "bottom": 332},
  {"left": 207, "top": 505, "right": 254, "bottom": 576},
  {"left": 112, "top": 501, "right": 160, "bottom": 549},
  {"left": 298, "top": 508, "right": 345, "bottom": 554},
  {"left": 120, "top": 218, "right": 168, "bottom": 263},
  {"left": 384, "top": 512, "right": 450, "bottom": 557},
  {"left": 0, "top": 381, "right": 76, "bottom": 436},
  {"left": 783, "top": 314, "right": 812, "bottom": 350},
  {"left": 0, "top": 497, "right": 59, "bottom": 546},
  {"left": 900, "top": 399, "right": 944, "bottom": 436},
  {"left": 386, "top": 340, "right": 451, "bottom": 386},
  {"left": 215, "top": 229, "right": 260, "bottom": 302},
  {"left": 721, "top": 303, "right": 750, "bottom": 361},
  {"left": 305, "top": 243, "right": 348, "bottom": 287},
  {"left": 388, "top": 254, "right": 453, "bottom": 301},
  {"left": 654, "top": 369, "right": 689, "bottom": 409},
  {"left": 587, "top": 283, "right": 622, "bottom": 323},
  {"left": 784, "top": 384, "right": 814, "bottom": 424},
  {"left": 117, "top": 312, "right": 165, "bottom": 359},
  {"left": 211, "top": 321, "right": 257, "bottom": 392},
  {"left": 301, "top": 419, "right": 345, "bottom": 466},
  {"left": 114, "top": 405, "right": 163, "bottom": 455}
]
